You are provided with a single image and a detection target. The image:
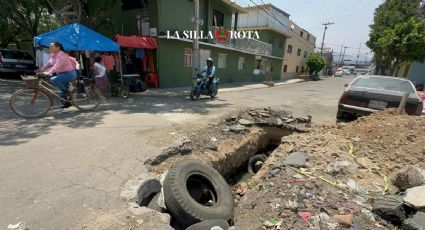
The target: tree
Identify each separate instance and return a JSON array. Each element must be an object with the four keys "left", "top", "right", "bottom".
[
  {"left": 378, "top": 18, "right": 425, "bottom": 75},
  {"left": 367, "top": 0, "right": 423, "bottom": 75},
  {"left": 0, "top": 18, "right": 24, "bottom": 47},
  {"left": 306, "top": 53, "right": 325, "bottom": 80},
  {"left": 0, "top": 0, "right": 51, "bottom": 39}
]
